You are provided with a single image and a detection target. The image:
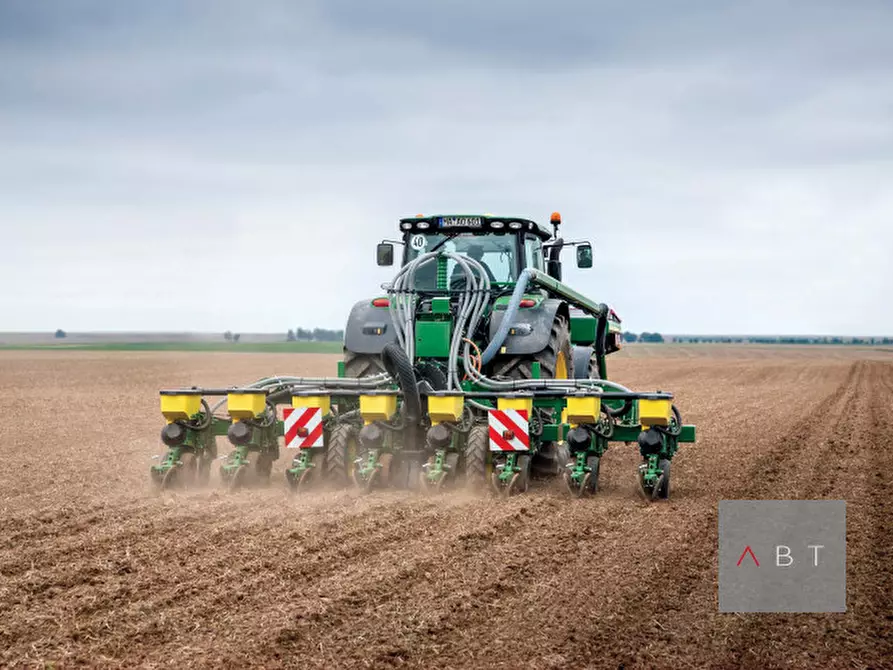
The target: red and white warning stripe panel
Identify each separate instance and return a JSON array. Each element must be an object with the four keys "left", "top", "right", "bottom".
[
  {"left": 488, "top": 409, "right": 530, "bottom": 452},
  {"left": 283, "top": 407, "right": 324, "bottom": 449}
]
